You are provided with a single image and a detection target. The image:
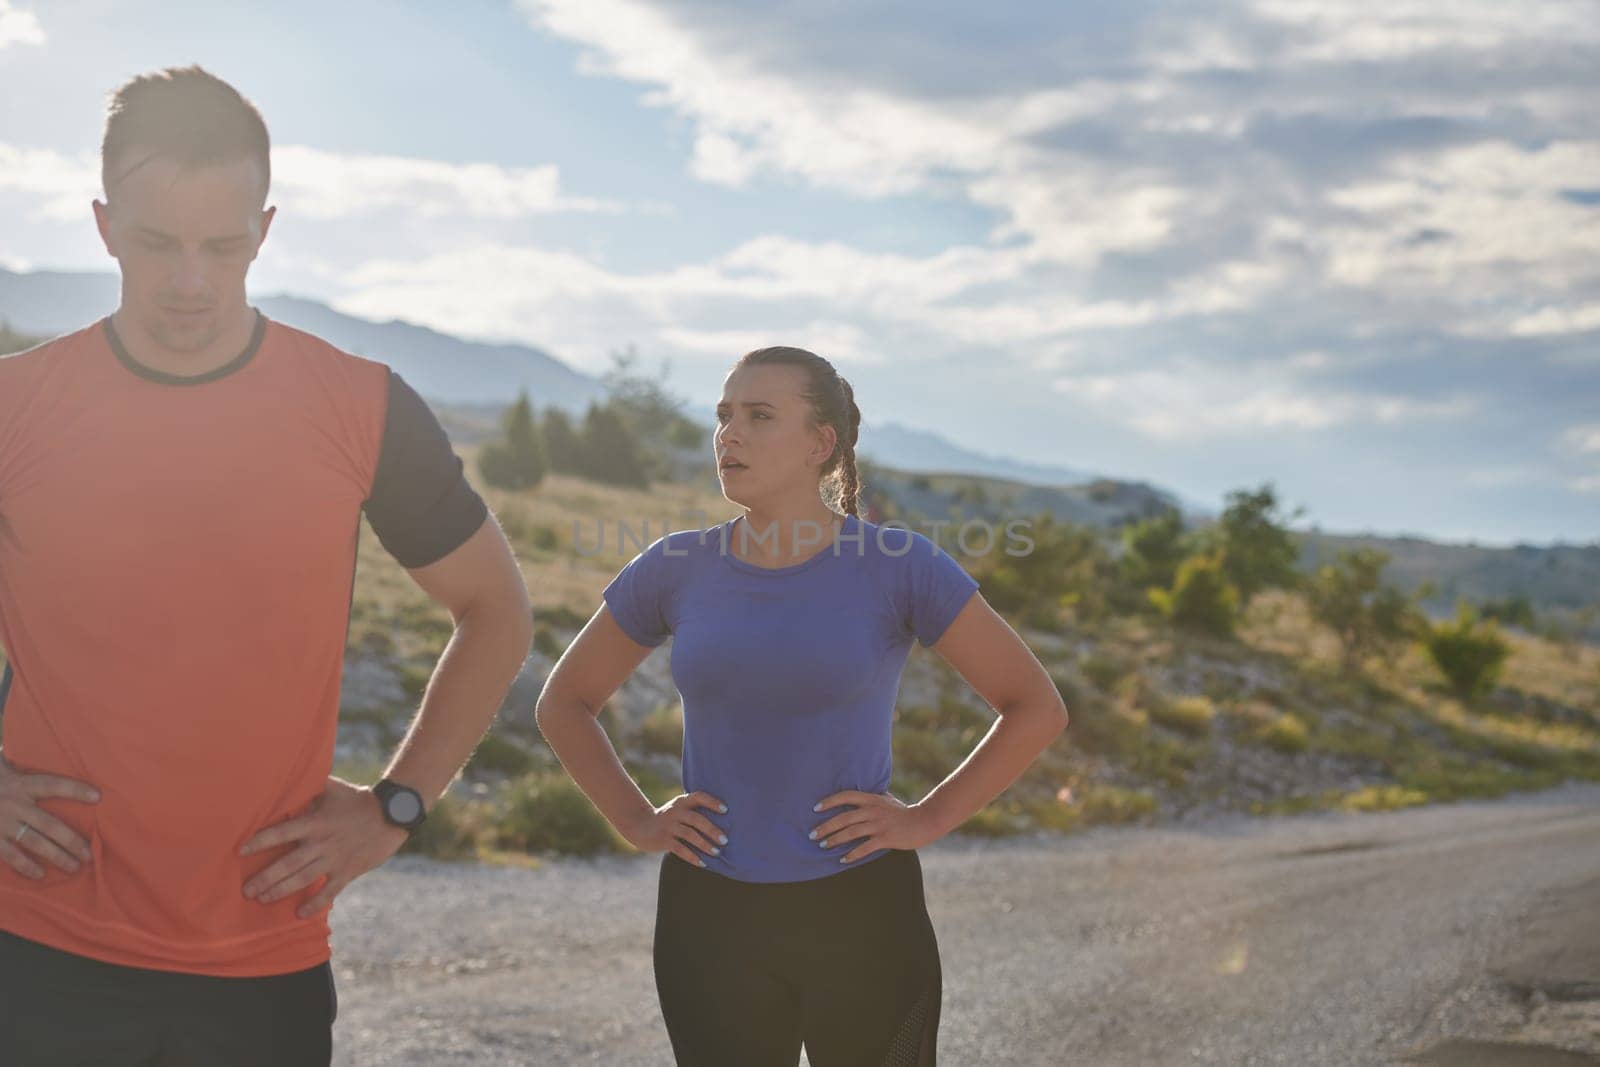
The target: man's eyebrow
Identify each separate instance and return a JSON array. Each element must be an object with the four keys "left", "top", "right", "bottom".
[
  {"left": 715, "top": 400, "right": 776, "bottom": 409},
  {"left": 131, "top": 227, "right": 250, "bottom": 244}
]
